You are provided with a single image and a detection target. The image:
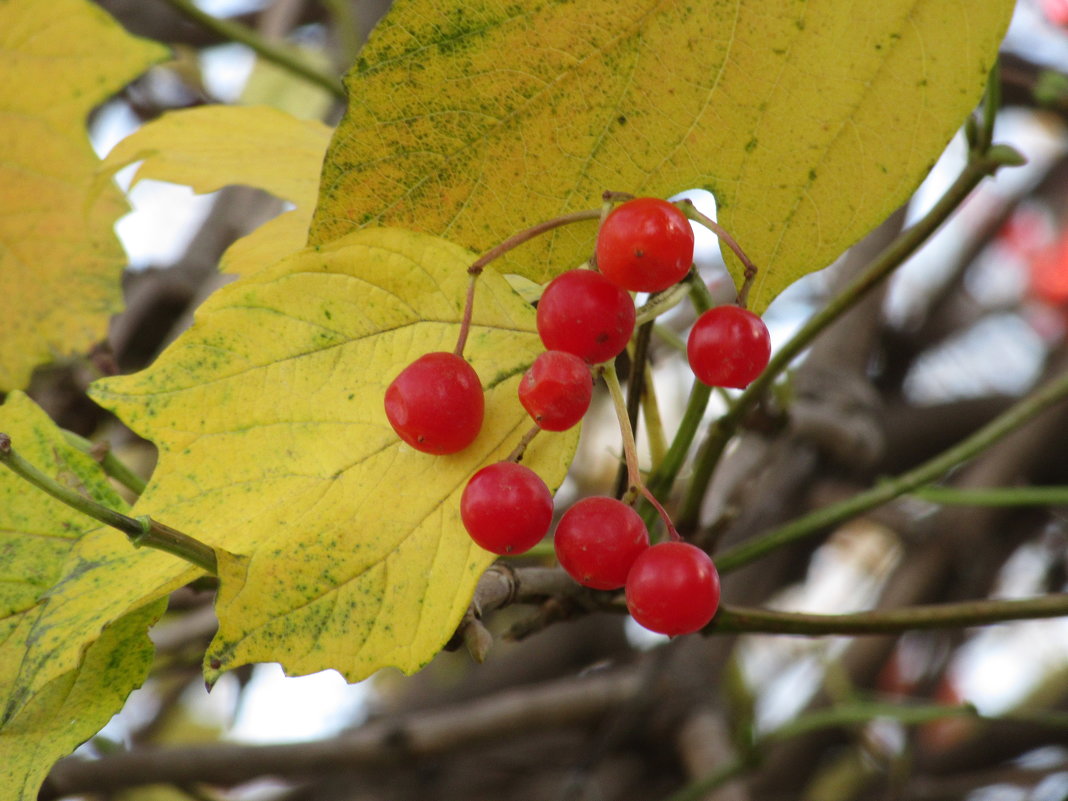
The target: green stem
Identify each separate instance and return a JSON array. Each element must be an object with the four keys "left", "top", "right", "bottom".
[
  {"left": 0, "top": 433, "right": 217, "bottom": 574},
  {"left": 652, "top": 323, "right": 687, "bottom": 353},
  {"left": 676, "top": 144, "right": 1024, "bottom": 533},
  {"left": 62, "top": 430, "right": 148, "bottom": 496},
  {"left": 612, "top": 322, "right": 652, "bottom": 498},
  {"left": 604, "top": 364, "right": 678, "bottom": 540},
  {"left": 714, "top": 367, "right": 1068, "bottom": 574},
  {"left": 676, "top": 201, "right": 758, "bottom": 306},
  {"left": 642, "top": 361, "right": 668, "bottom": 467},
  {"left": 911, "top": 485, "right": 1068, "bottom": 506},
  {"left": 641, "top": 274, "right": 717, "bottom": 523},
  {"left": 770, "top": 701, "right": 976, "bottom": 740},
  {"left": 635, "top": 280, "right": 691, "bottom": 326},
  {"left": 159, "top": 0, "right": 345, "bottom": 100},
  {"left": 710, "top": 594, "right": 1068, "bottom": 635}
]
